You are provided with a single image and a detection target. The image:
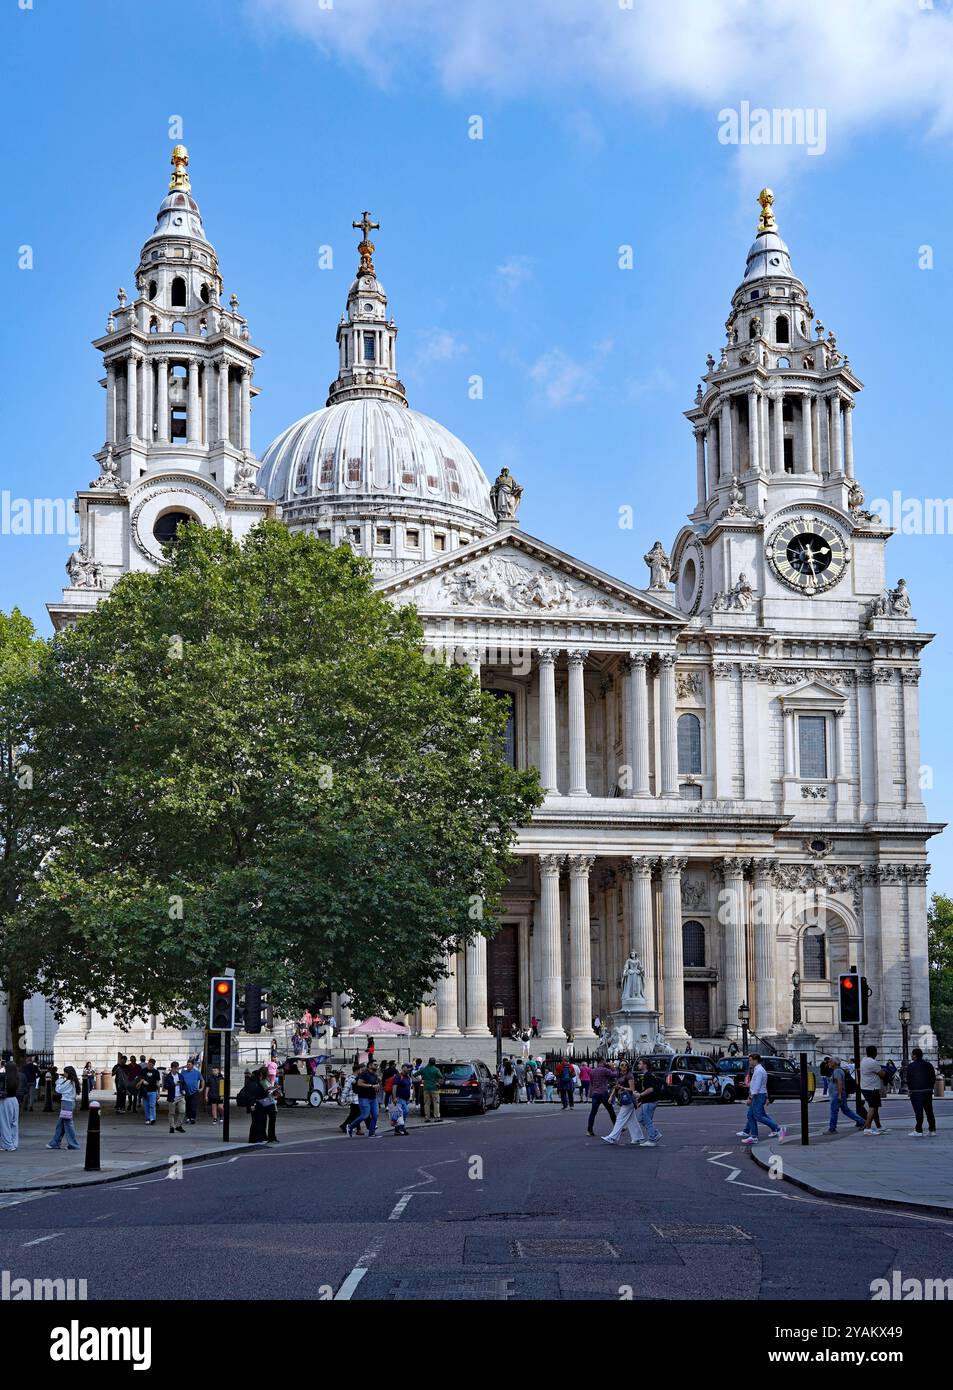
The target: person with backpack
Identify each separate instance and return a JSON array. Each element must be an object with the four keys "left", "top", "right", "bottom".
[
  {"left": 602, "top": 1070, "right": 645, "bottom": 1146},
  {"left": 906, "top": 1048, "right": 937, "bottom": 1136},
  {"left": 556, "top": 1059, "right": 575, "bottom": 1110},
  {"left": 338, "top": 1064, "right": 364, "bottom": 1134},
  {"left": 860, "top": 1045, "right": 888, "bottom": 1134},
  {"left": 247, "top": 1066, "right": 279, "bottom": 1144},
  {"left": 826, "top": 1056, "right": 865, "bottom": 1133}
]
